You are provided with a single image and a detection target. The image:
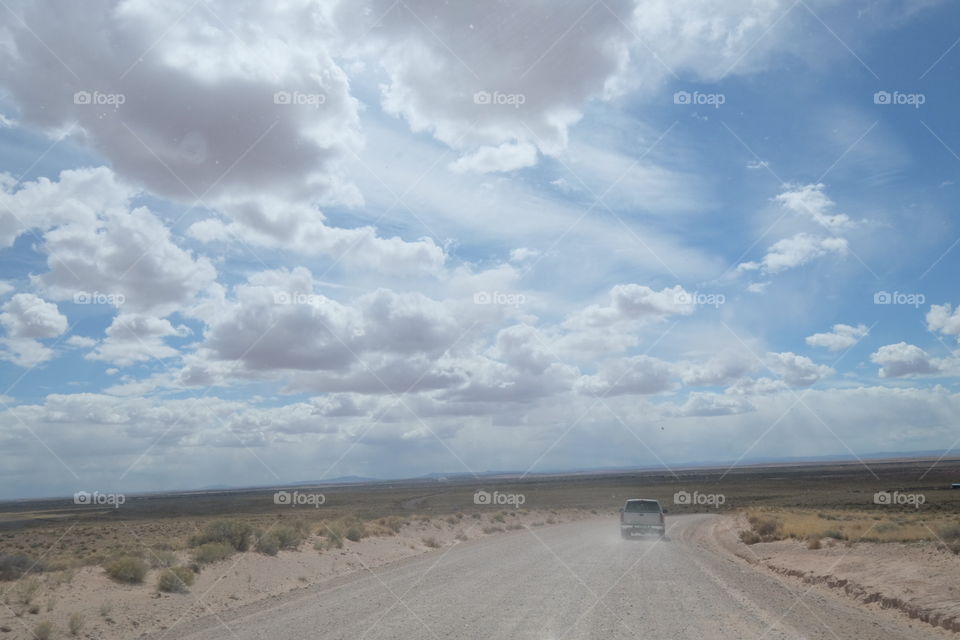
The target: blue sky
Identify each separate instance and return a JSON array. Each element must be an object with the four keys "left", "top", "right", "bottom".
[{"left": 0, "top": 0, "right": 958, "bottom": 499}]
